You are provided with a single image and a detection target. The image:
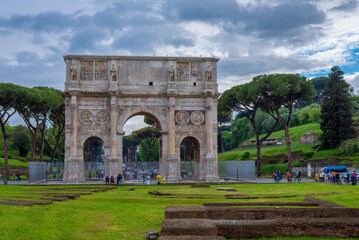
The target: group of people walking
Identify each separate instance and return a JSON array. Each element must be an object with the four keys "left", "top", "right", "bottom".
[
  {"left": 273, "top": 170, "right": 301, "bottom": 183},
  {"left": 315, "top": 171, "right": 358, "bottom": 185},
  {"left": 104, "top": 172, "right": 167, "bottom": 185},
  {"left": 105, "top": 174, "right": 123, "bottom": 185}
]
